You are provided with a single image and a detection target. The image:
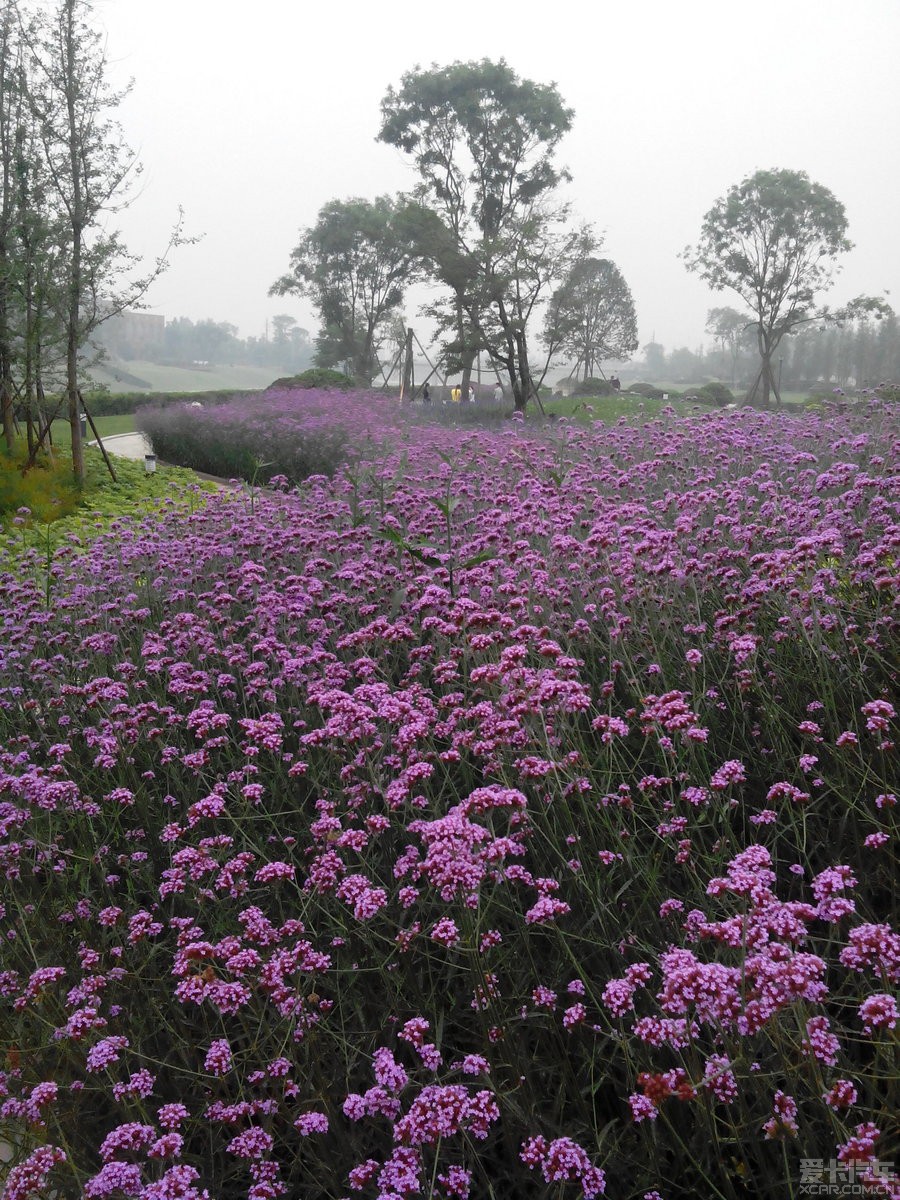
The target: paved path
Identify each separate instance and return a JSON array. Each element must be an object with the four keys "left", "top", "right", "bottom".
[{"left": 89, "top": 431, "right": 153, "bottom": 461}]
